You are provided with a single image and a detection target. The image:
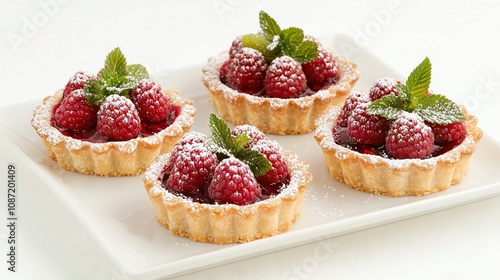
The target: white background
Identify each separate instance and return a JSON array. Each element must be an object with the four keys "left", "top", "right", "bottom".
[{"left": 1, "top": 0, "right": 500, "bottom": 279}]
